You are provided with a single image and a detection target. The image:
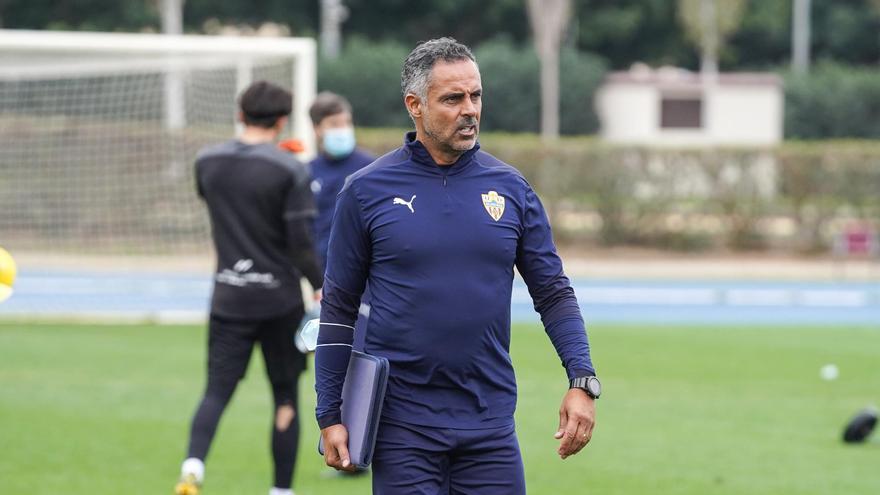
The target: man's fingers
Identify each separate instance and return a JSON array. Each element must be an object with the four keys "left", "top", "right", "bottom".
[
  {"left": 325, "top": 444, "right": 355, "bottom": 472},
  {"left": 554, "top": 409, "right": 567, "bottom": 439},
  {"left": 324, "top": 442, "right": 341, "bottom": 467},
  {"left": 571, "top": 419, "right": 591, "bottom": 455},
  {"left": 334, "top": 441, "right": 356, "bottom": 471},
  {"left": 323, "top": 446, "right": 339, "bottom": 468},
  {"left": 557, "top": 416, "right": 580, "bottom": 458},
  {"left": 337, "top": 444, "right": 351, "bottom": 469},
  {"left": 570, "top": 411, "right": 597, "bottom": 457}
]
